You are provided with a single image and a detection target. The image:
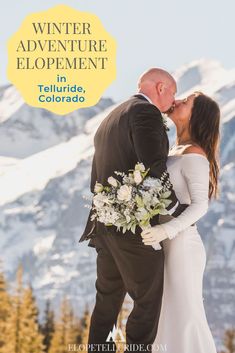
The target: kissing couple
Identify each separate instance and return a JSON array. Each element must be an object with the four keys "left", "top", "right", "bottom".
[{"left": 79, "top": 67, "right": 220, "bottom": 353}]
